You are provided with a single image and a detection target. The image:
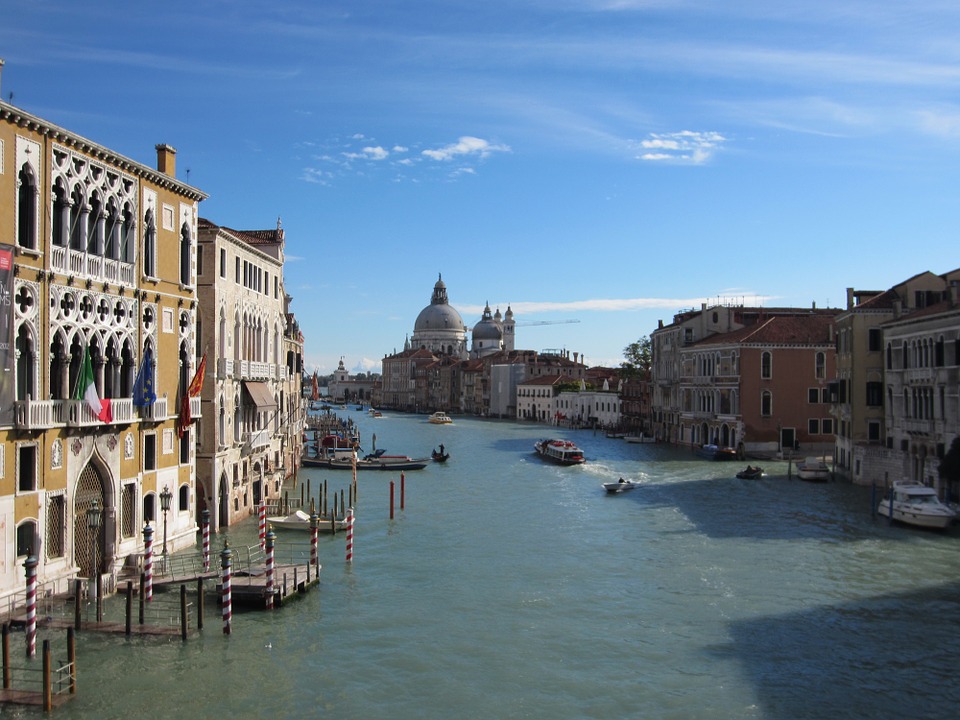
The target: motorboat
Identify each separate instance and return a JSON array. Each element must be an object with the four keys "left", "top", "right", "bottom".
[
  {"left": 736, "top": 465, "right": 764, "bottom": 480},
  {"left": 602, "top": 478, "right": 641, "bottom": 493},
  {"left": 877, "top": 482, "right": 957, "bottom": 529},
  {"left": 697, "top": 444, "right": 738, "bottom": 460},
  {"left": 428, "top": 411, "right": 453, "bottom": 424},
  {"left": 267, "top": 509, "right": 349, "bottom": 533},
  {"left": 796, "top": 457, "right": 831, "bottom": 482},
  {"left": 624, "top": 433, "right": 655, "bottom": 444},
  {"left": 534, "top": 439, "right": 586, "bottom": 466}
]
